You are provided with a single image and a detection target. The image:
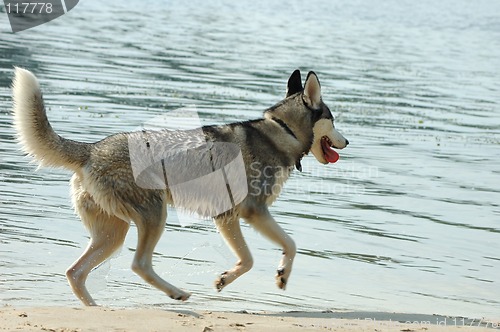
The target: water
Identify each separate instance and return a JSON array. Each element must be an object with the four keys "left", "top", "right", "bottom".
[{"left": 1, "top": 0, "right": 499, "bottom": 320}]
